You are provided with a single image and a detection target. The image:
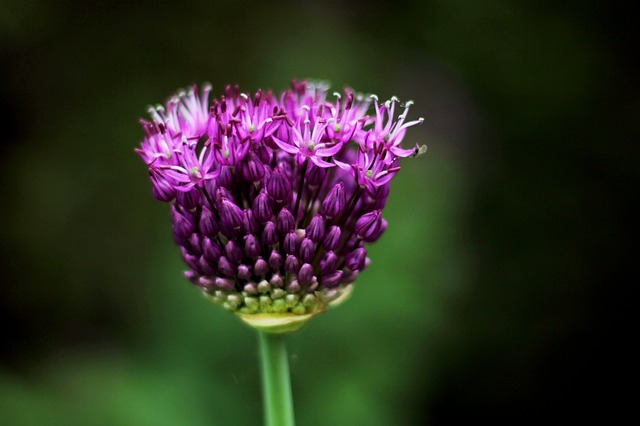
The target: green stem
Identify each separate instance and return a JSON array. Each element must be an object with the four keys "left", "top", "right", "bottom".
[{"left": 258, "top": 331, "right": 295, "bottom": 426}]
